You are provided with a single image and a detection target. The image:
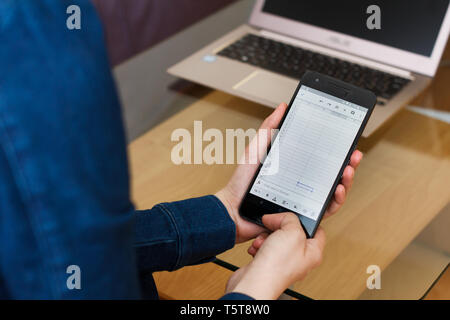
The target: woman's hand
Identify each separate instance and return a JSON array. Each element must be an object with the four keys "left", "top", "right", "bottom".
[
  {"left": 216, "top": 103, "right": 363, "bottom": 244},
  {"left": 225, "top": 212, "right": 325, "bottom": 300}
]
